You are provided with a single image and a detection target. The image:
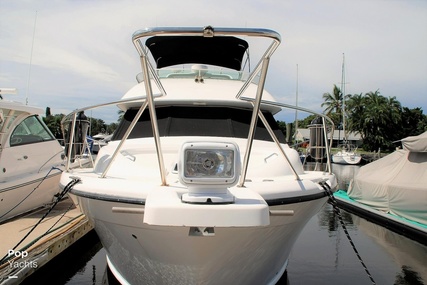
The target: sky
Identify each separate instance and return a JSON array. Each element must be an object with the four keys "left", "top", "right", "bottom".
[{"left": 1, "top": 0, "right": 426, "bottom": 124}]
